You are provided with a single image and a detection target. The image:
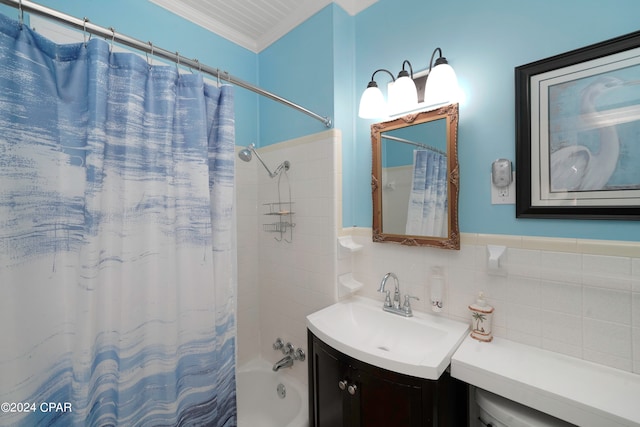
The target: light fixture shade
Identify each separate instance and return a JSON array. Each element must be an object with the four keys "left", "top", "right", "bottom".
[
  {"left": 358, "top": 85, "right": 387, "bottom": 119},
  {"left": 389, "top": 75, "right": 418, "bottom": 114},
  {"left": 423, "top": 62, "right": 459, "bottom": 107}
]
